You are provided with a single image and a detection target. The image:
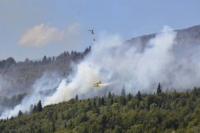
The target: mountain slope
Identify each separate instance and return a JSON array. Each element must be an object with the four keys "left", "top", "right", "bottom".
[
  {"left": 0, "top": 47, "right": 91, "bottom": 96},
  {"left": 124, "top": 25, "right": 200, "bottom": 52}
]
